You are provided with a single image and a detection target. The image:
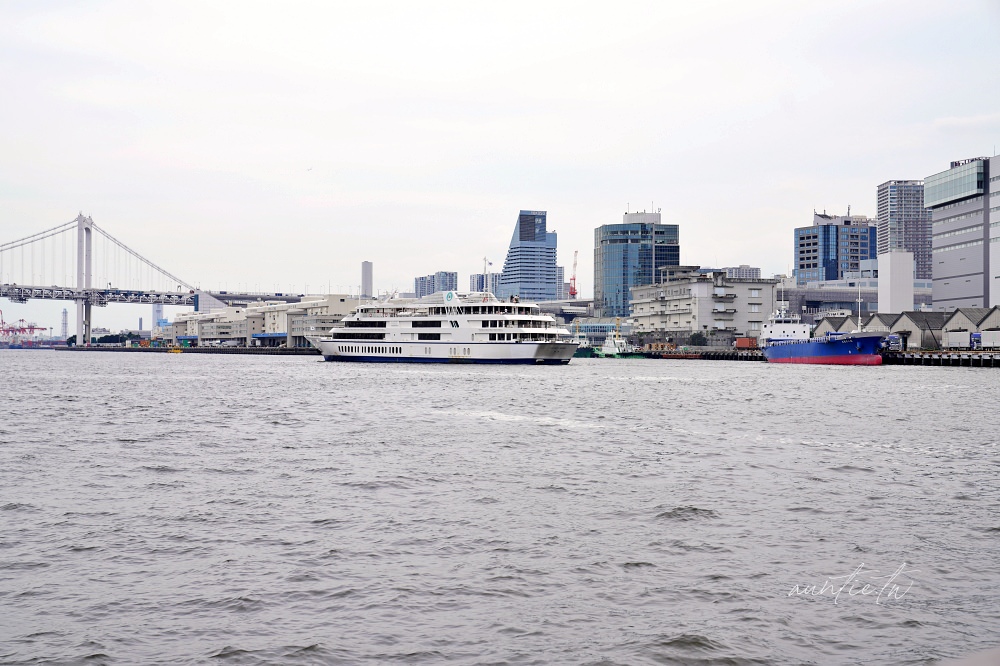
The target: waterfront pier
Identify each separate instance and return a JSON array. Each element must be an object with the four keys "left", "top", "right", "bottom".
[{"left": 881, "top": 351, "right": 1000, "bottom": 367}]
